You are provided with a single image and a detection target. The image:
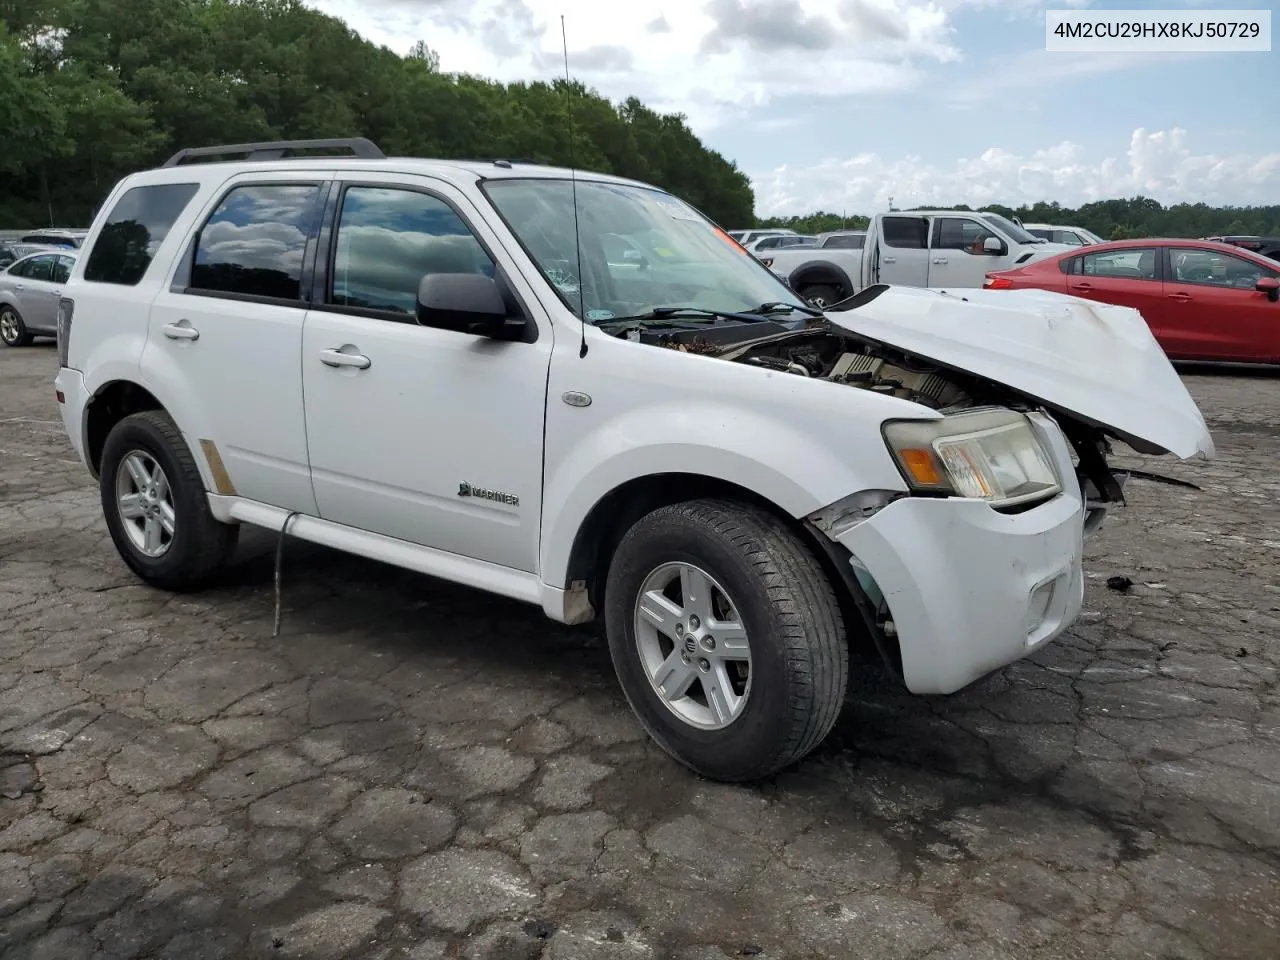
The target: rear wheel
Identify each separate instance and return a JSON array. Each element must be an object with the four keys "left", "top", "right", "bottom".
[
  {"left": 0, "top": 306, "right": 32, "bottom": 347},
  {"left": 99, "top": 410, "right": 238, "bottom": 591},
  {"left": 798, "top": 284, "right": 843, "bottom": 309},
  {"left": 603, "top": 498, "right": 849, "bottom": 781}
]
